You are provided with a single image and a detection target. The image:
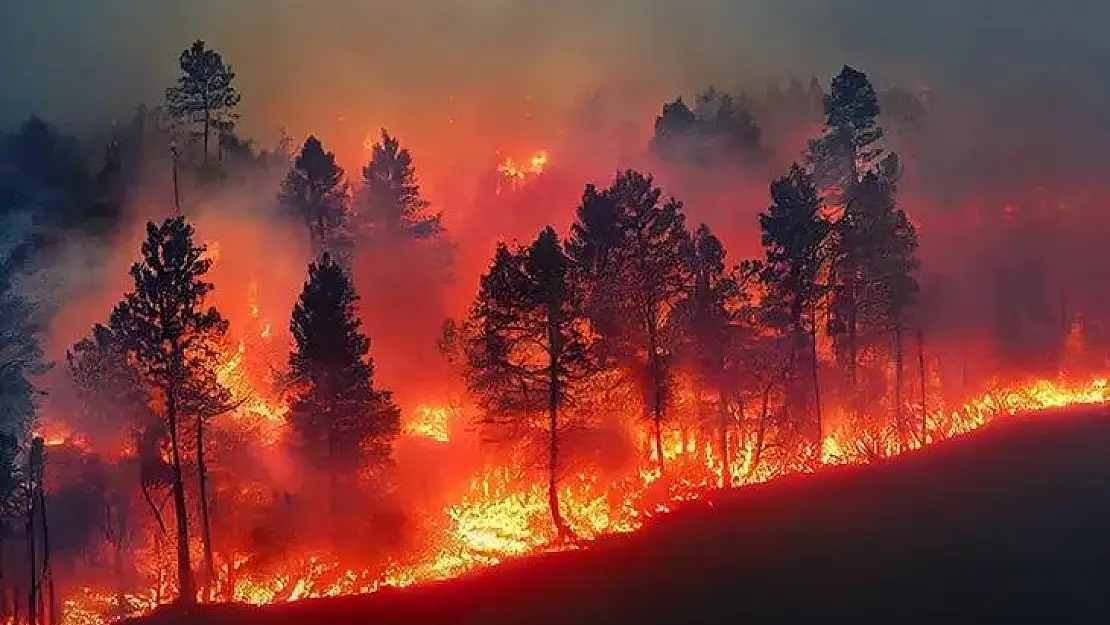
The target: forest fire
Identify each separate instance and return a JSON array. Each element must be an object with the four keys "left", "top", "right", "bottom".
[
  {"left": 1, "top": 22, "right": 1109, "bottom": 625},
  {"left": 52, "top": 368, "right": 1109, "bottom": 625}
]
